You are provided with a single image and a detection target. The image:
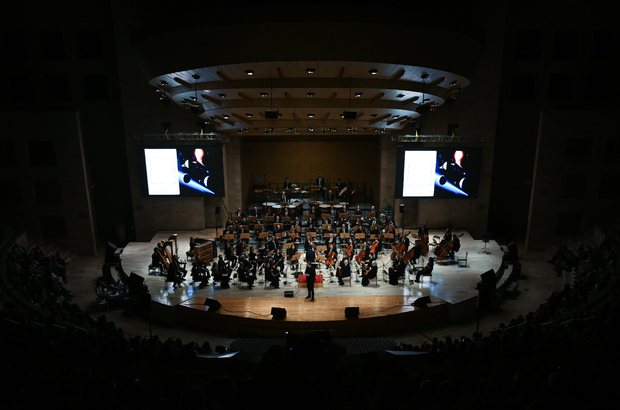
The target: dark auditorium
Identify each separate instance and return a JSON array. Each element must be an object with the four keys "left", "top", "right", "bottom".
[{"left": 1, "top": 1, "right": 619, "bottom": 408}]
